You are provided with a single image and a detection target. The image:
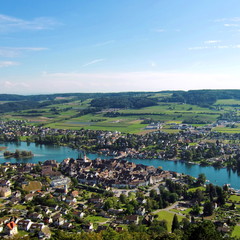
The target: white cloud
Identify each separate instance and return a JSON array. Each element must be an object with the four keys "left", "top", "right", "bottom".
[
  {"left": 2, "top": 70, "right": 240, "bottom": 94},
  {"left": 215, "top": 17, "right": 240, "bottom": 22},
  {"left": 4, "top": 81, "right": 29, "bottom": 88},
  {"left": 38, "top": 71, "right": 238, "bottom": 93},
  {"left": 0, "top": 61, "right": 19, "bottom": 67},
  {"left": 0, "top": 14, "right": 58, "bottom": 32},
  {"left": 204, "top": 40, "right": 221, "bottom": 44},
  {"left": 152, "top": 28, "right": 180, "bottom": 33},
  {"left": 188, "top": 46, "right": 209, "bottom": 50},
  {"left": 188, "top": 44, "right": 240, "bottom": 50},
  {"left": 81, "top": 59, "right": 105, "bottom": 67},
  {"left": 0, "top": 47, "right": 48, "bottom": 58},
  {"left": 224, "top": 24, "right": 239, "bottom": 27}
]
